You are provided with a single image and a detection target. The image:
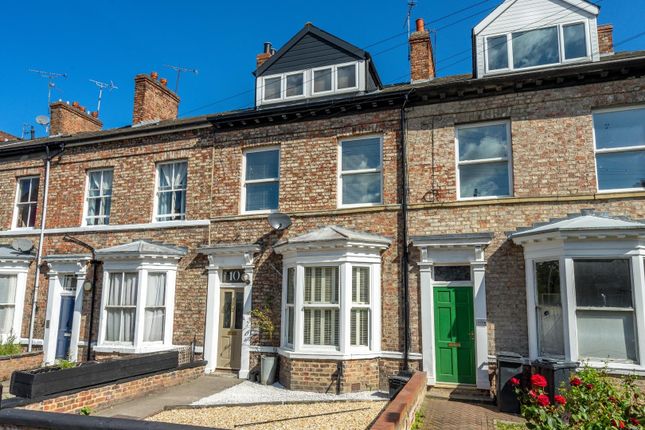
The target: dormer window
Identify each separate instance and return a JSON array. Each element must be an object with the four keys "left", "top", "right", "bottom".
[{"left": 485, "top": 22, "right": 590, "bottom": 74}]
